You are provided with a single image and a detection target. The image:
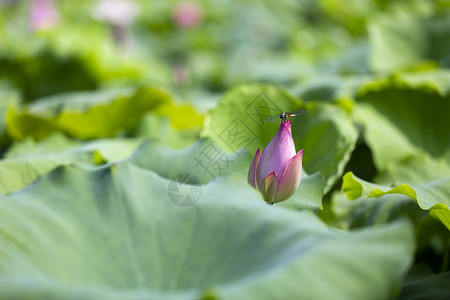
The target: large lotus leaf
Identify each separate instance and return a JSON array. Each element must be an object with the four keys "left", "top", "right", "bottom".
[
  {"left": 331, "top": 188, "right": 424, "bottom": 230},
  {"left": 0, "top": 87, "right": 20, "bottom": 146},
  {"left": 130, "top": 139, "right": 325, "bottom": 212},
  {"left": 6, "top": 86, "right": 203, "bottom": 141},
  {"left": 5, "top": 133, "right": 143, "bottom": 163},
  {"left": 0, "top": 51, "right": 98, "bottom": 100},
  {"left": 341, "top": 172, "right": 450, "bottom": 230},
  {"left": 133, "top": 112, "right": 200, "bottom": 149},
  {"left": 0, "top": 20, "right": 171, "bottom": 98},
  {"left": 316, "top": 43, "right": 371, "bottom": 77},
  {"left": 353, "top": 104, "right": 417, "bottom": 171},
  {"left": 129, "top": 138, "right": 250, "bottom": 184},
  {"left": 354, "top": 72, "right": 450, "bottom": 180},
  {"left": 1, "top": 133, "right": 321, "bottom": 211},
  {"left": 399, "top": 264, "right": 450, "bottom": 300},
  {"left": 369, "top": 15, "right": 450, "bottom": 72},
  {"left": 389, "top": 70, "right": 450, "bottom": 97},
  {"left": 0, "top": 134, "right": 142, "bottom": 194},
  {"left": 291, "top": 102, "right": 358, "bottom": 193},
  {"left": 358, "top": 70, "right": 450, "bottom": 98},
  {"left": 4, "top": 134, "right": 80, "bottom": 158},
  {"left": 202, "top": 84, "right": 301, "bottom": 153},
  {"left": 0, "top": 162, "right": 415, "bottom": 299},
  {"left": 295, "top": 70, "right": 450, "bottom": 108},
  {"left": 292, "top": 74, "right": 370, "bottom": 103},
  {"left": 276, "top": 171, "right": 325, "bottom": 212},
  {"left": 295, "top": 69, "right": 450, "bottom": 104},
  {"left": 375, "top": 151, "right": 450, "bottom": 186},
  {"left": 202, "top": 85, "right": 357, "bottom": 193}
]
